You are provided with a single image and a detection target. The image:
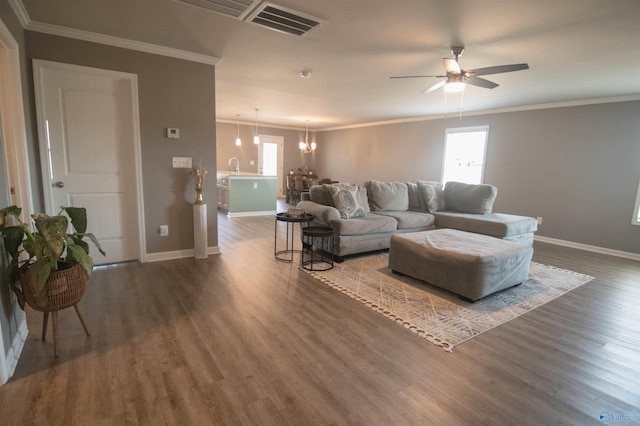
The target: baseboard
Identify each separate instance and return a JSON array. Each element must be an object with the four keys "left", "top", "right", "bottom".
[
  {"left": 227, "top": 210, "right": 276, "bottom": 218},
  {"left": 145, "top": 246, "right": 221, "bottom": 263},
  {"left": 1, "top": 317, "right": 28, "bottom": 384},
  {"left": 534, "top": 236, "right": 640, "bottom": 261}
]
